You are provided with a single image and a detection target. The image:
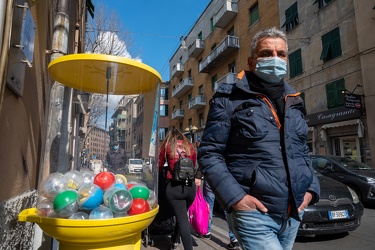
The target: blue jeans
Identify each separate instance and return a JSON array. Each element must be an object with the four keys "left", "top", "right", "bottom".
[
  {"left": 227, "top": 209, "right": 303, "bottom": 250},
  {"left": 203, "top": 180, "right": 237, "bottom": 242}
]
